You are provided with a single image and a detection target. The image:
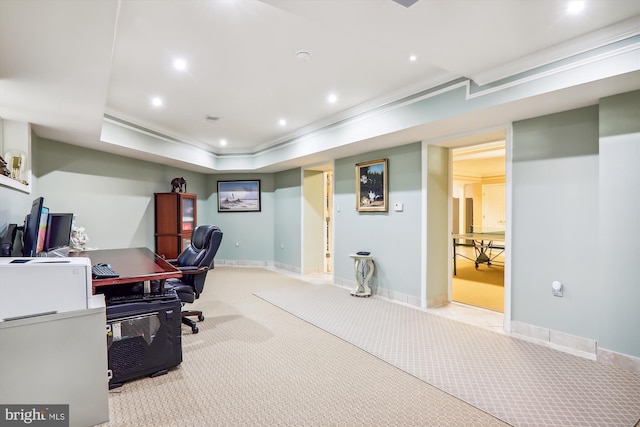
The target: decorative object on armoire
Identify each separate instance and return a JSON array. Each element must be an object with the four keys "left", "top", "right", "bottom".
[
  {"left": 3, "top": 149, "right": 27, "bottom": 182},
  {"left": 171, "top": 177, "right": 187, "bottom": 193},
  {"left": 154, "top": 192, "right": 197, "bottom": 259},
  {"left": 70, "top": 226, "right": 90, "bottom": 251}
]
